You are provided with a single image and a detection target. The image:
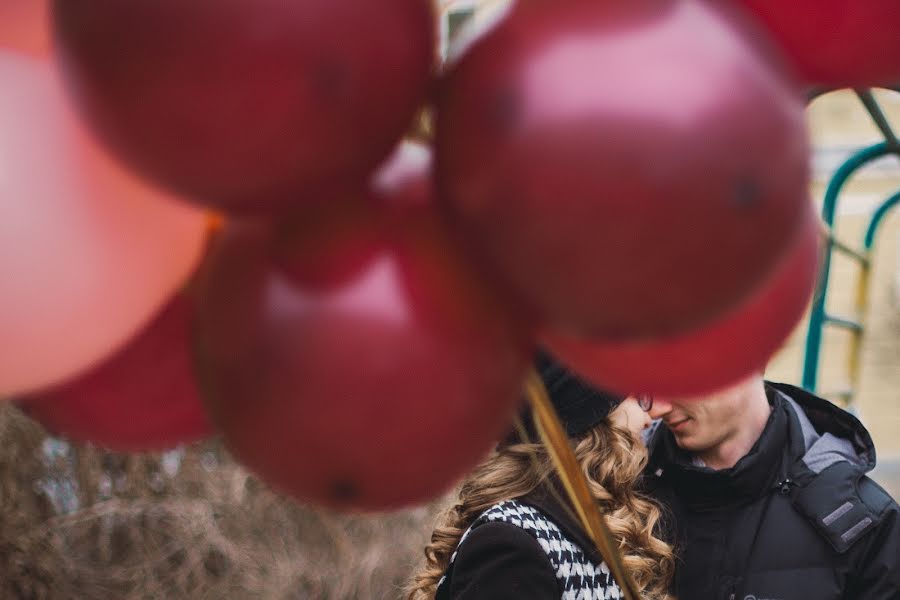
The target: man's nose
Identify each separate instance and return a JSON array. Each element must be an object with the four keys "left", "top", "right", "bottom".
[{"left": 648, "top": 398, "right": 673, "bottom": 420}]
